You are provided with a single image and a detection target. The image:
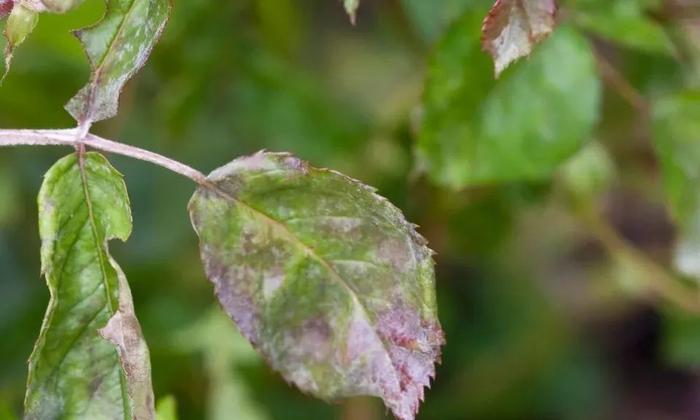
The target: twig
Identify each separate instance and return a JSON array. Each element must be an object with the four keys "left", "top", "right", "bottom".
[
  {"left": 0, "top": 128, "right": 207, "bottom": 184},
  {"left": 581, "top": 207, "right": 700, "bottom": 314},
  {"left": 594, "top": 51, "right": 650, "bottom": 112}
]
